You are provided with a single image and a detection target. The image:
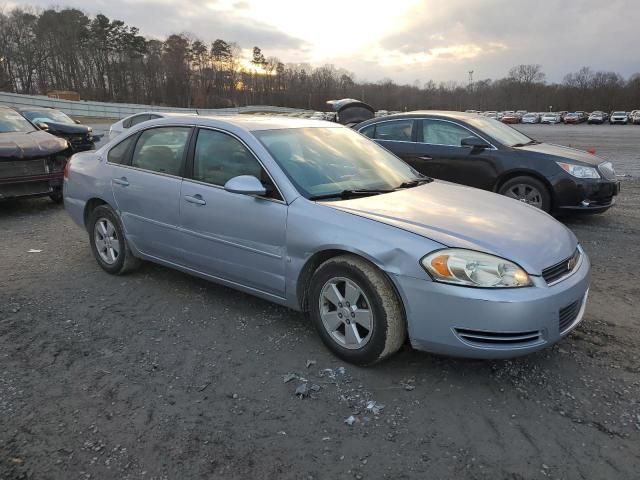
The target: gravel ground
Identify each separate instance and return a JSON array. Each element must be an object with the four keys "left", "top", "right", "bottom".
[{"left": 1, "top": 130, "right": 639, "bottom": 479}]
